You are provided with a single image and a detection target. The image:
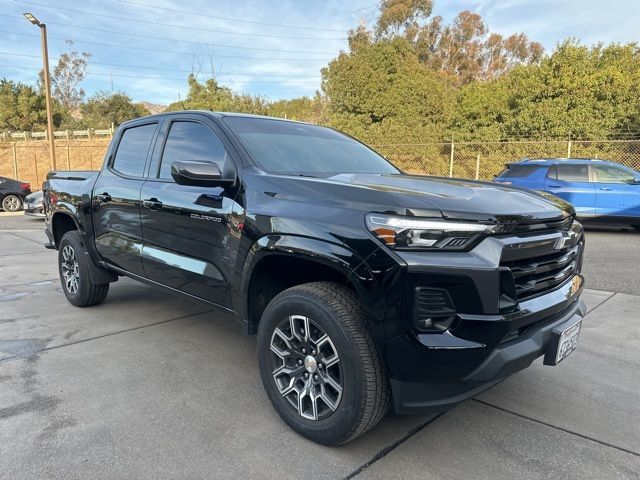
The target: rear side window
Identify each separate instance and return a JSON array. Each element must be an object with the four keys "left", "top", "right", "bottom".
[
  {"left": 498, "top": 165, "right": 543, "bottom": 178},
  {"left": 112, "top": 123, "right": 157, "bottom": 177},
  {"left": 594, "top": 164, "right": 636, "bottom": 183},
  {"left": 555, "top": 164, "right": 589, "bottom": 182},
  {"left": 158, "top": 121, "right": 229, "bottom": 180}
]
